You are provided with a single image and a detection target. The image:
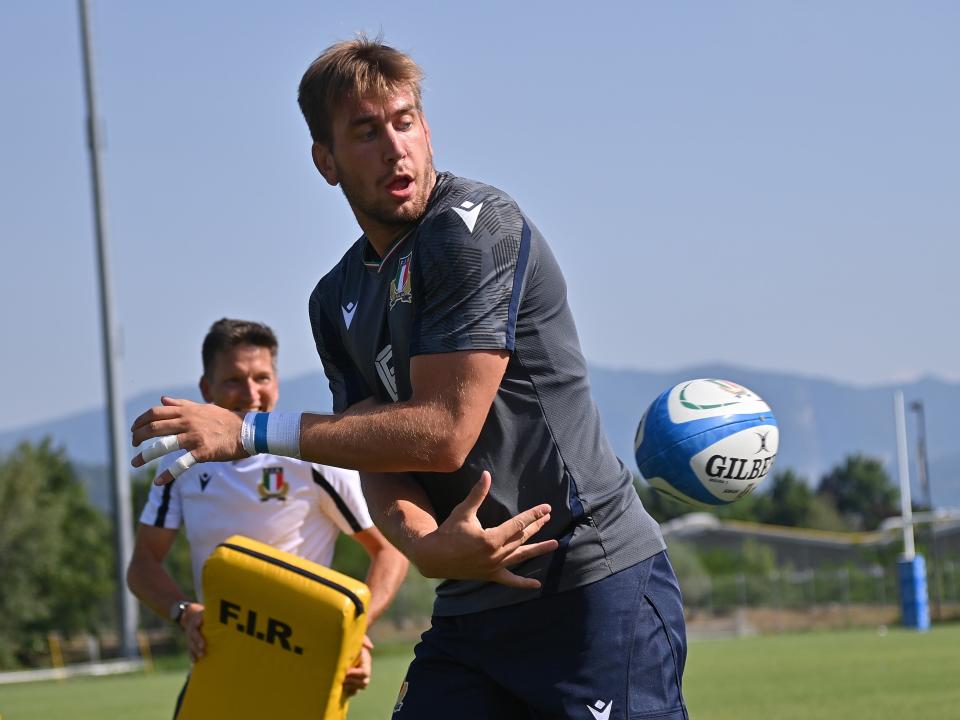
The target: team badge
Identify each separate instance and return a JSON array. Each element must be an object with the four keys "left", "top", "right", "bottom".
[
  {"left": 389, "top": 252, "right": 413, "bottom": 310},
  {"left": 393, "top": 680, "right": 409, "bottom": 713},
  {"left": 258, "top": 467, "right": 288, "bottom": 502}
]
